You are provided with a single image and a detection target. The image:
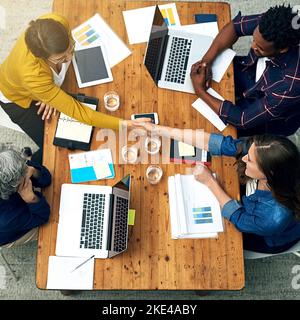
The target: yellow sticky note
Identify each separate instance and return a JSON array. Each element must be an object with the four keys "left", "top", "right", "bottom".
[
  {"left": 128, "top": 209, "right": 136, "bottom": 226},
  {"left": 178, "top": 142, "right": 195, "bottom": 157}
]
